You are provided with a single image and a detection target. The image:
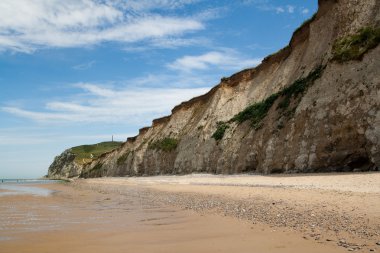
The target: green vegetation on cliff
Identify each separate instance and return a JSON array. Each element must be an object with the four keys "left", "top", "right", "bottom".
[
  {"left": 212, "top": 122, "right": 230, "bottom": 140},
  {"left": 212, "top": 66, "right": 324, "bottom": 139},
  {"left": 333, "top": 26, "right": 380, "bottom": 62},
  {"left": 231, "top": 93, "right": 279, "bottom": 129},
  {"left": 80, "top": 162, "right": 104, "bottom": 178},
  {"left": 117, "top": 150, "right": 132, "bottom": 165},
  {"left": 148, "top": 138, "right": 179, "bottom": 152},
  {"left": 276, "top": 65, "right": 323, "bottom": 115},
  {"left": 70, "top": 141, "right": 122, "bottom": 164}
]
